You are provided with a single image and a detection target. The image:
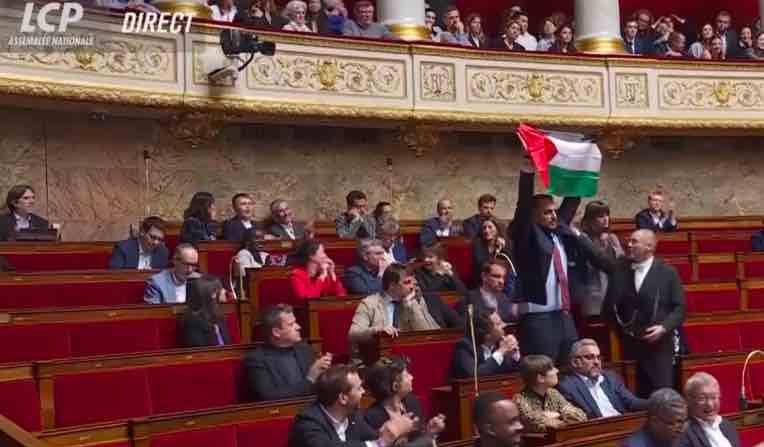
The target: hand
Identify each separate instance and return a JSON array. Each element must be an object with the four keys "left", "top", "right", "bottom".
[
  {"left": 496, "top": 237, "right": 506, "bottom": 252},
  {"left": 520, "top": 156, "right": 535, "bottom": 174},
  {"left": 497, "top": 334, "right": 519, "bottom": 355},
  {"left": 252, "top": 6, "right": 264, "bottom": 17},
  {"left": 379, "top": 412, "right": 417, "bottom": 445},
  {"left": 455, "top": 20, "right": 464, "bottom": 34},
  {"left": 306, "top": 353, "right": 333, "bottom": 381},
  {"left": 307, "top": 261, "right": 319, "bottom": 278},
  {"left": 643, "top": 325, "right": 667, "bottom": 343},
  {"left": 326, "top": 258, "right": 336, "bottom": 278},
  {"left": 545, "top": 414, "right": 565, "bottom": 429},
  {"left": 426, "top": 414, "right": 446, "bottom": 435},
  {"left": 378, "top": 258, "right": 391, "bottom": 277},
  {"left": 440, "top": 260, "right": 454, "bottom": 276},
  {"left": 347, "top": 208, "right": 360, "bottom": 220},
  {"left": 376, "top": 326, "right": 399, "bottom": 337}
]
